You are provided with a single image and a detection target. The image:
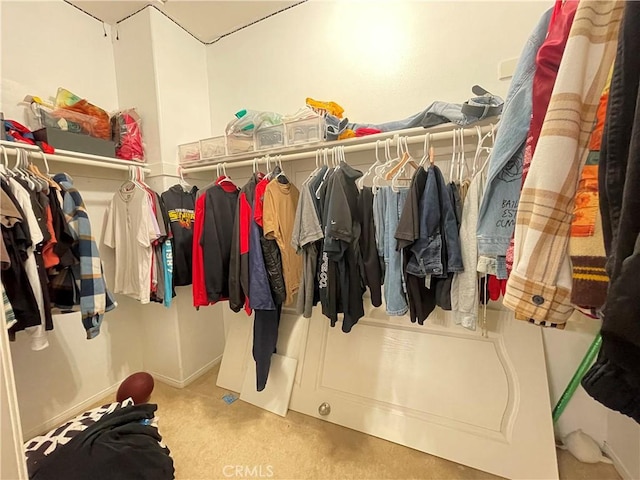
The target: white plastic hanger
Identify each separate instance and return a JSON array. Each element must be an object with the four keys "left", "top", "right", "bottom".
[
  {"left": 357, "top": 140, "right": 384, "bottom": 190},
  {"left": 315, "top": 148, "right": 332, "bottom": 199},
  {"left": 177, "top": 165, "right": 190, "bottom": 191},
  {"left": 0, "top": 145, "right": 9, "bottom": 177},
  {"left": 305, "top": 149, "right": 322, "bottom": 185},
  {"left": 13, "top": 149, "right": 36, "bottom": 190}
]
